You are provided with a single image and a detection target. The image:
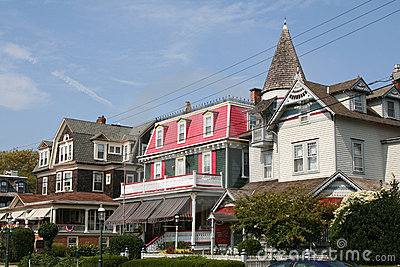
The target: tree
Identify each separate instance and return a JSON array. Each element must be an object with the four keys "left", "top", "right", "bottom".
[
  {"left": 233, "top": 186, "right": 335, "bottom": 251},
  {"left": 38, "top": 222, "right": 58, "bottom": 253},
  {"left": 0, "top": 148, "right": 39, "bottom": 193},
  {"left": 108, "top": 234, "right": 144, "bottom": 260},
  {"left": 330, "top": 180, "right": 400, "bottom": 264}
]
